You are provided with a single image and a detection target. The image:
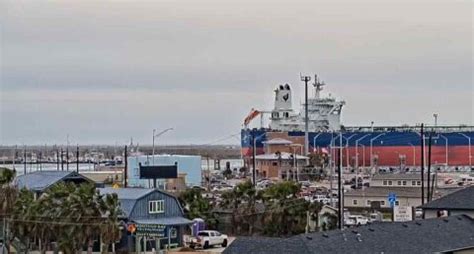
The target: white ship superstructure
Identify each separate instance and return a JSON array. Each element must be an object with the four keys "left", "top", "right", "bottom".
[{"left": 269, "top": 81, "right": 345, "bottom": 132}]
